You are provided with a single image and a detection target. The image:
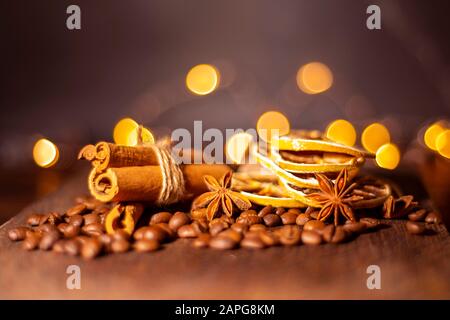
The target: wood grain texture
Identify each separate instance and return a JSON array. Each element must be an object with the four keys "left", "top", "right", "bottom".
[{"left": 0, "top": 170, "right": 449, "bottom": 299}]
